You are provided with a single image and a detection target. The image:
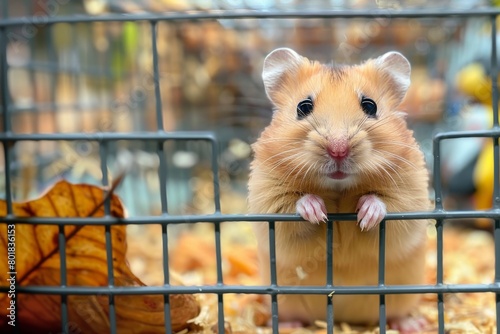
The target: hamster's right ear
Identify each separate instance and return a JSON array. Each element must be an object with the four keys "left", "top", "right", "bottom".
[
  {"left": 373, "top": 51, "right": 411, "bottom": 103},
  {"left": 262, "top": 48, "right": 305, "bottom": 102}
]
